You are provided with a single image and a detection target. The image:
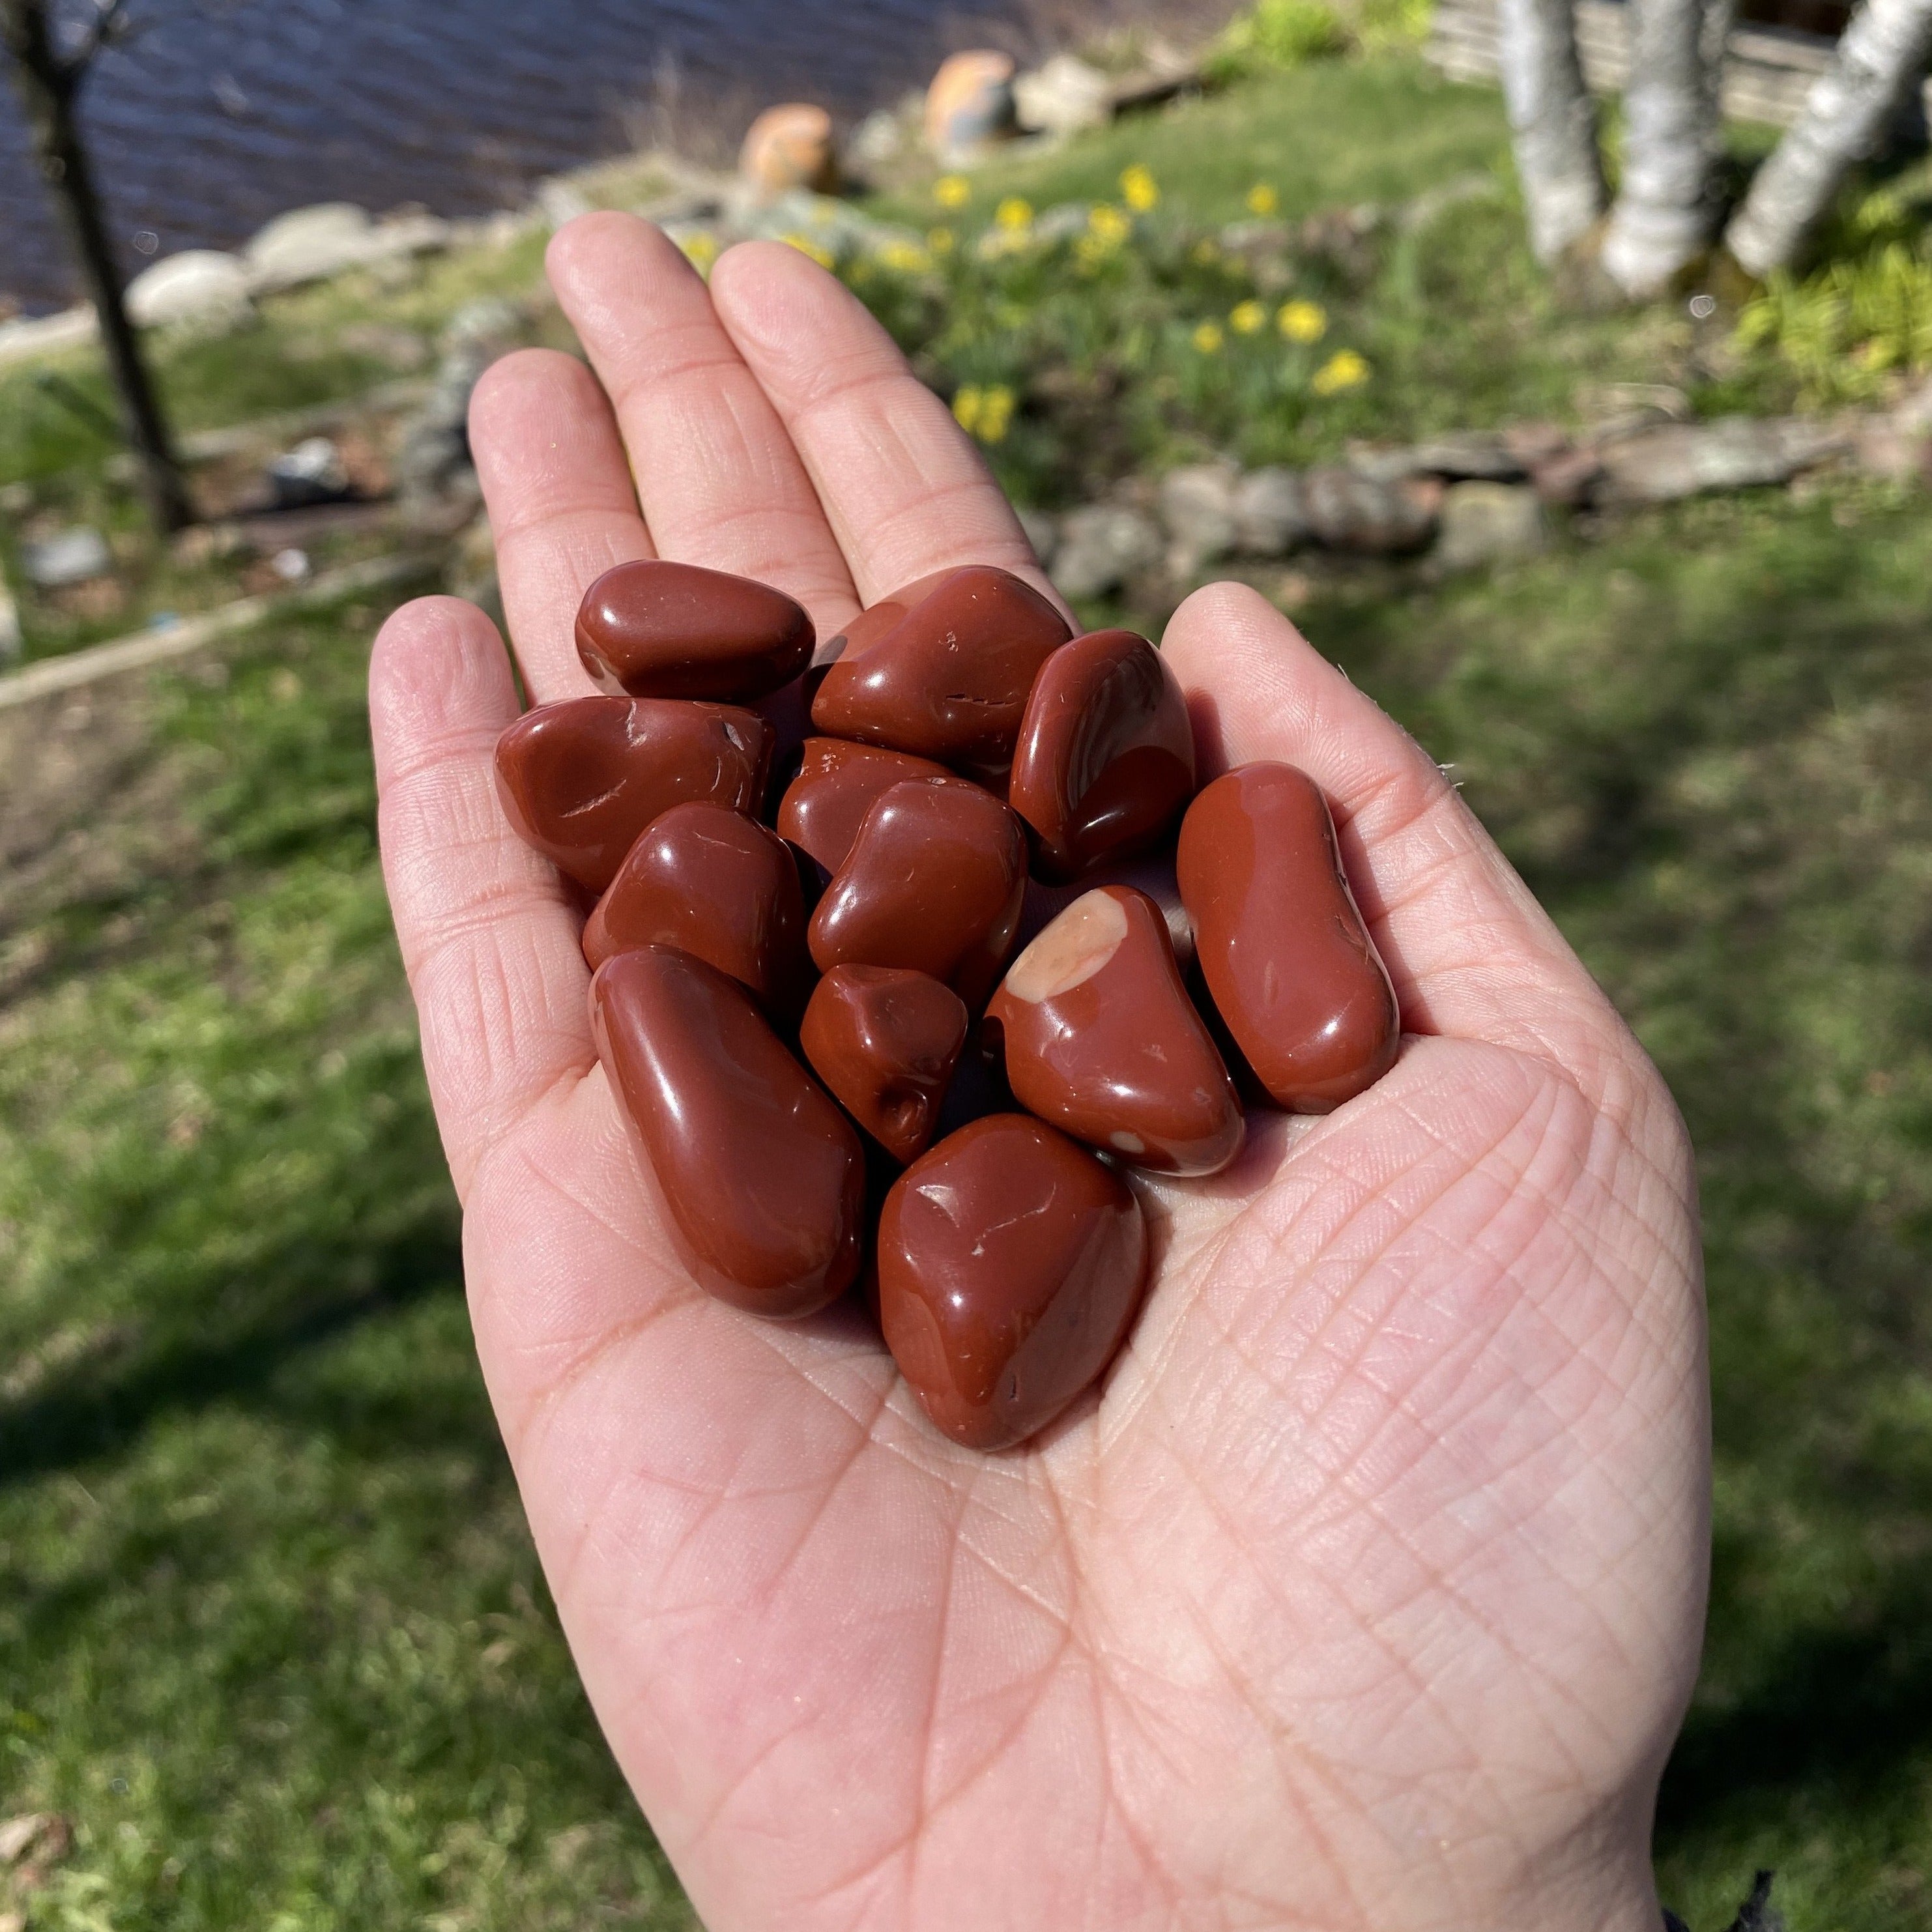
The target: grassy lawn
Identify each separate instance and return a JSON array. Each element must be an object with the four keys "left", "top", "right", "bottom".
[{"left": 5, "top": 41, "right": 1932, "bottom": 1932}]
